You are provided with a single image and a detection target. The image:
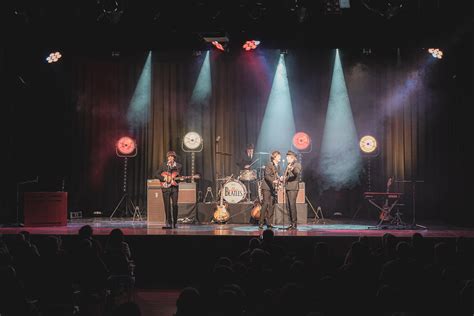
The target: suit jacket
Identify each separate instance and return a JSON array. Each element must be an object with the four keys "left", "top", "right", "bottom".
[
  {"left": 237, "top": 153, "right": 255, "bottom": 170},
  {"left": 154, "top": 162, "right": 183, "bottom": 187},
  {"left": 261, "top": 161, "right": 280, "bottom": 191},
  {"left": 284, "top": 162, "right": 301, "bottom": 191}
]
